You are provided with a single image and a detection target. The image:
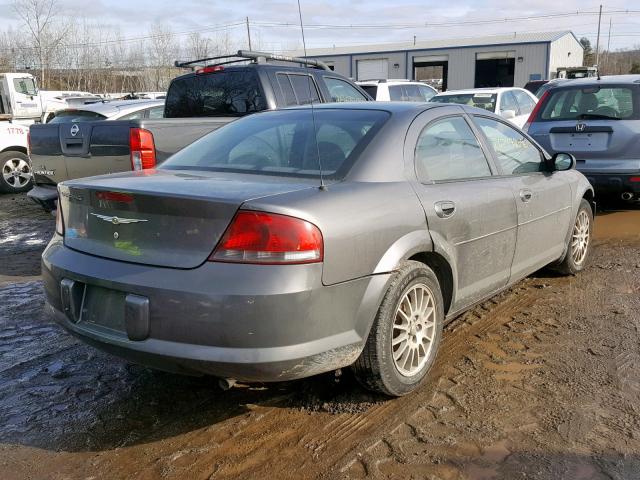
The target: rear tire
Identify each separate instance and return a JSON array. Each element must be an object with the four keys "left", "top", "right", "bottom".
[
  {"left": 353, "top": 261, "right": 444, "bottom": 396},
  {"left": 0, "top": 151, "right": 33, "bottom": 193},
  {"left": 555, "top": 199, "right": 593, "bottom": 275}
]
